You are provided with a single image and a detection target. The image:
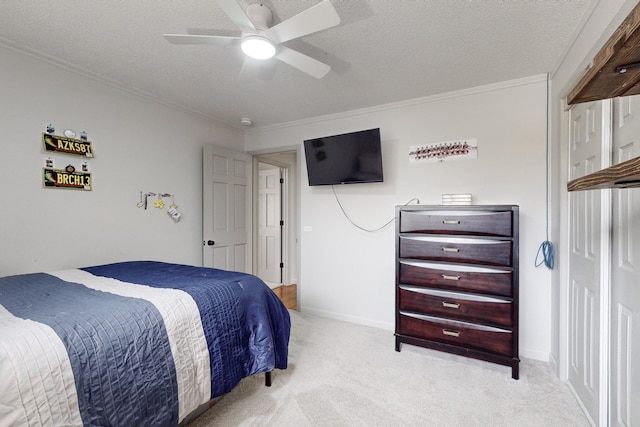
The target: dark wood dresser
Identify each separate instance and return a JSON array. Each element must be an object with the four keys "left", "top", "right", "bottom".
[{"left": 395, "top": 205, "right": 520, "bottom": 379}]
